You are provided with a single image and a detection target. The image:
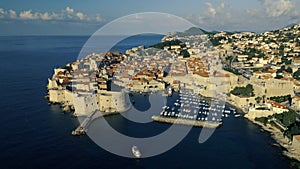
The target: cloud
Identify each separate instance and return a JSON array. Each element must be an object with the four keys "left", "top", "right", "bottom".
[
  {"left": 8, "top": 10, "right": 17, "bottom": 19},
  {"left": 39, "top": 12, "right": 60, "bottom": 20},
  {"left": 0, "top": 8, "right": 5, "bottom": 18},
  {"left": 205, "top": 2, "right": 217, "bottom": 18},
  {"left": 219, "top": 2, "right": 225, "bottom": 10},
  {"left": 185, "top": 0, "right": 300, "bottom": 33},
  {"left": 259, "top": 0, "right": 294, "bottom": 17},
  {"left": 203, "top": 1, "right": 227, "bottom": 19},
  {"left": 19, "top": 10, "right": 39, "bottom": 19},
  {"left": 185, "top": 5, "right": 230, "bottom": 32},
  {"left": 65, "top": 7, "right": 74, "bottom": 14},
  {"left": 0, "top": 7, "right": 103, "bottom": 22},
  {"left": 189, "top": 1, "right": 229, "bottom": 24},
  {"left": 95, "top": 14, "right": 103, "bottom": 22},
  {"left": 76, "top": 12, "right": 87, "bottom": 20}
]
